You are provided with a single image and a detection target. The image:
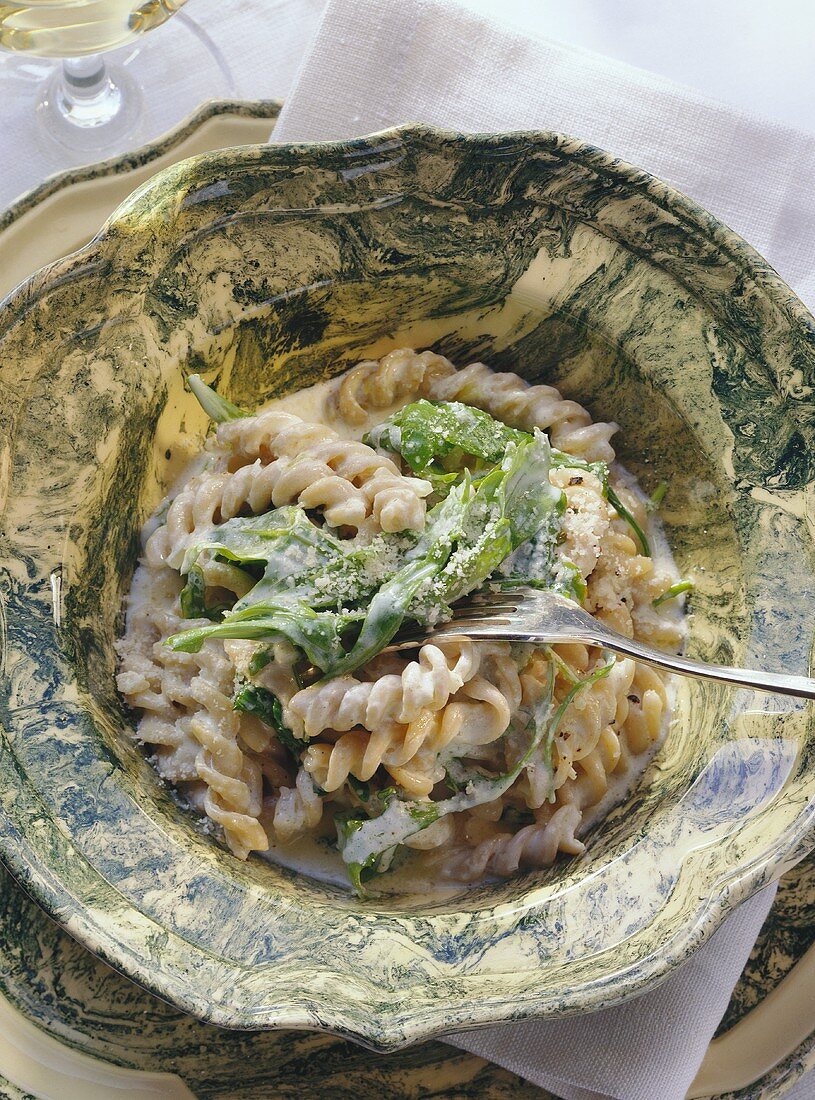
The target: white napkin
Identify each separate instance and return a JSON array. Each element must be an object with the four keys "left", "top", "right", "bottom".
[
  {"left": 271, "top": 1, "right": 811, "bottom": 1096},
  {"left": 450, "top": 891, "right": 775, "bottom": 1100}
]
